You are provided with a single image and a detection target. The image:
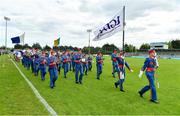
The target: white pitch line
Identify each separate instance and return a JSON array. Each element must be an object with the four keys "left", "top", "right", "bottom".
[{"left": 10, "top": 59, "right": 57, "bottom": 116}]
